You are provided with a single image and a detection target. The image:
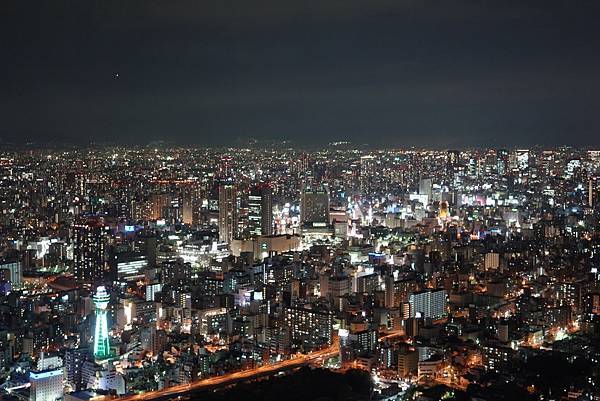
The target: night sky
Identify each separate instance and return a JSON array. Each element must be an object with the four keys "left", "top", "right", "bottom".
[{"left": 3, "top": 1, "right": 600, "bottom": 148}]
